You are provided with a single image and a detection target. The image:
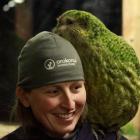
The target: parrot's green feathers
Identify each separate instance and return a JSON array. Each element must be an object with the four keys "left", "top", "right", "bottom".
[
  {"left": 54, "top": 10, "right": 140, "bottom": 132},
  {"left": 55, "top": 10, "right": 140, "bottom": 75}
]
